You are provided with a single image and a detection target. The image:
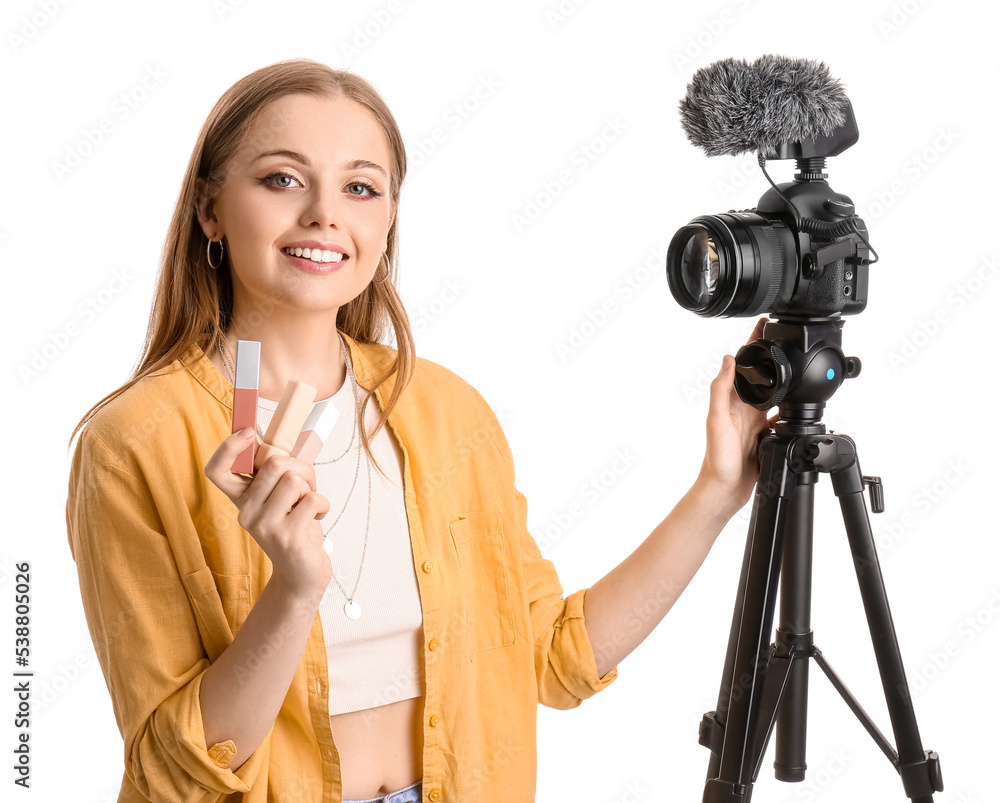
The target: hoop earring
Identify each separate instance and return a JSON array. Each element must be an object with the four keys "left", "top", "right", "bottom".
[
  {"left": 206, "top": 236, "right": 224, "bottom": 270},
  {"left": 373, "top": 252, "right": 390, "bottom": 284}
]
